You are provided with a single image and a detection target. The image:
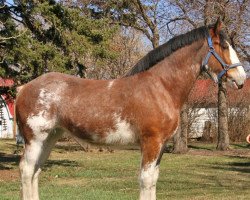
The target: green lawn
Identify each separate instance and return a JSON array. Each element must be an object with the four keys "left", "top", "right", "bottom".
[{"left": 0, "top": 140, "right": 249, "bottom": 200}]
